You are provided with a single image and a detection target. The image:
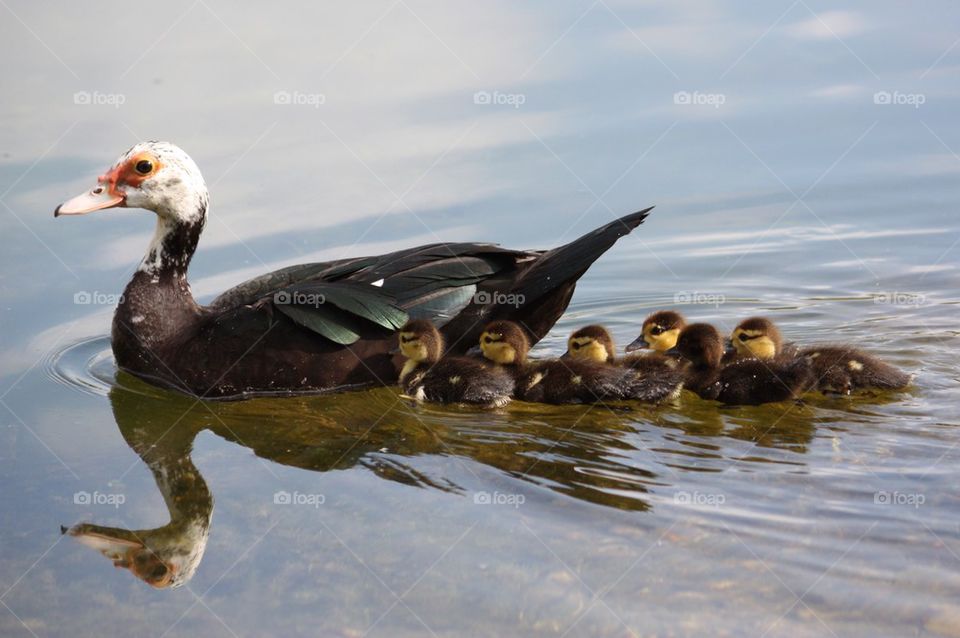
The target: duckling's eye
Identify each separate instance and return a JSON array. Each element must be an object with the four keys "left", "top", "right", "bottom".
[
  {"left": 649, "top": 326, "right": 663, "bottom": 336},
  {"left": 483, "top": 336, "right": 496, "bottom": 344},
  {"left": 572, "top": 342, "right": 582, "bottom": 350},
  {"left": 134, "top": 159, "right": 153, "bottom": 175},
  {"left": 738, "top": 333, "right": 749, "bottom": 342}
]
